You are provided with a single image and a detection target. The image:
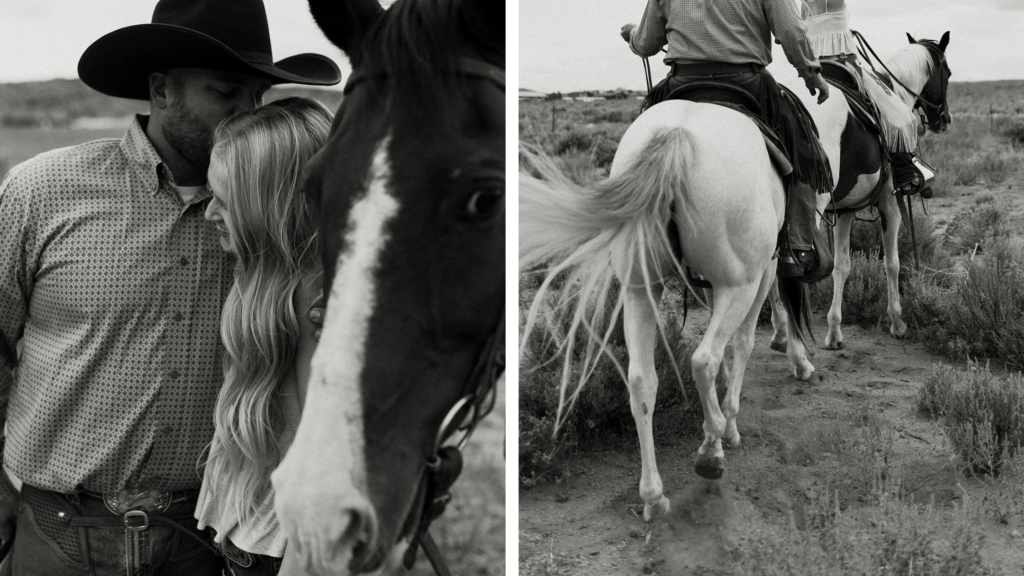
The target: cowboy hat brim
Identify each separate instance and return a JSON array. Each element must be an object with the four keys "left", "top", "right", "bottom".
[{"left": 79, "top": 24, "right": 341, "bottom": 100}]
